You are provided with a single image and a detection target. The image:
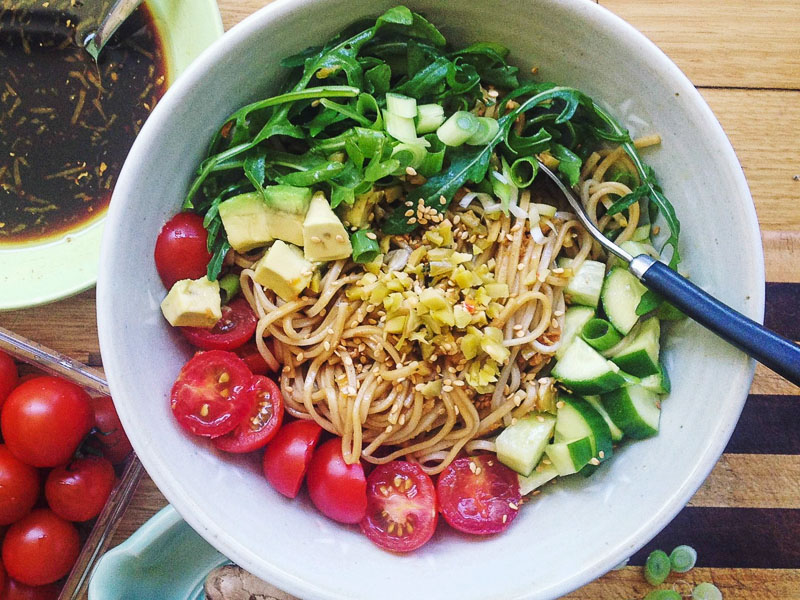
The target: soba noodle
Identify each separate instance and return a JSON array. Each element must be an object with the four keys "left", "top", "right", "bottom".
[{"left": 238, "top": 142, "right": 649, "bottom": 475}]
